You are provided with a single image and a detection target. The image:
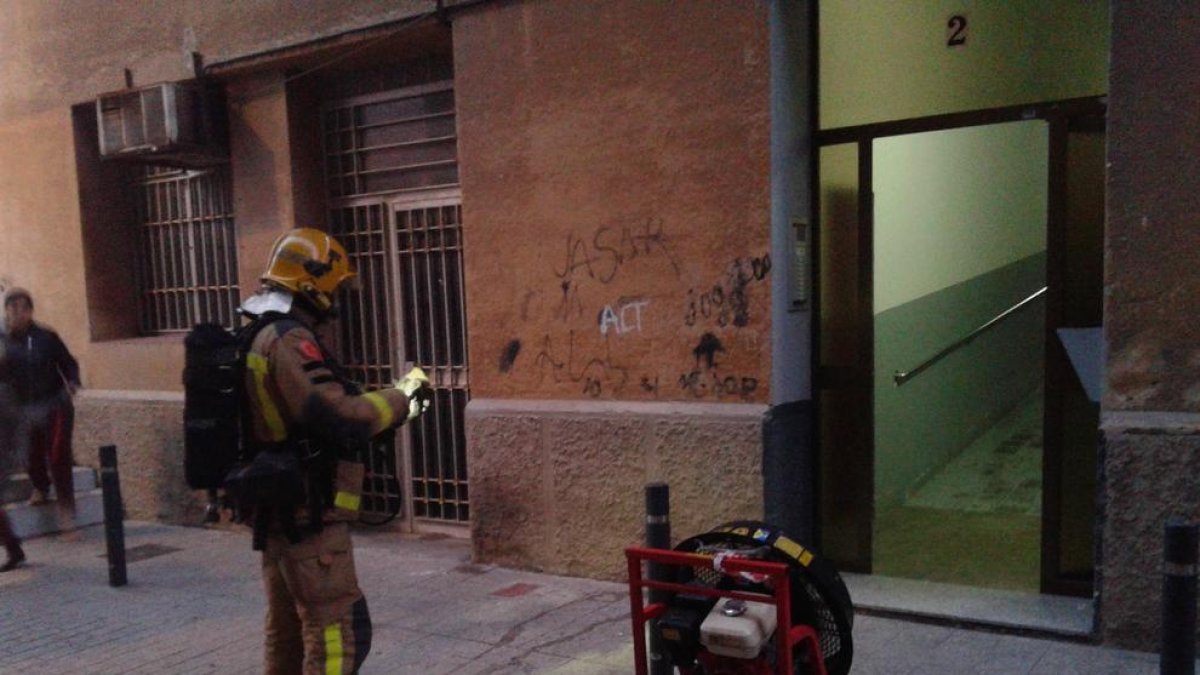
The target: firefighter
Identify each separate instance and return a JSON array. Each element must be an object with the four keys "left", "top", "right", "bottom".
[{"left": 239, "top": 227, "right": 431, "bottom": 675}]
